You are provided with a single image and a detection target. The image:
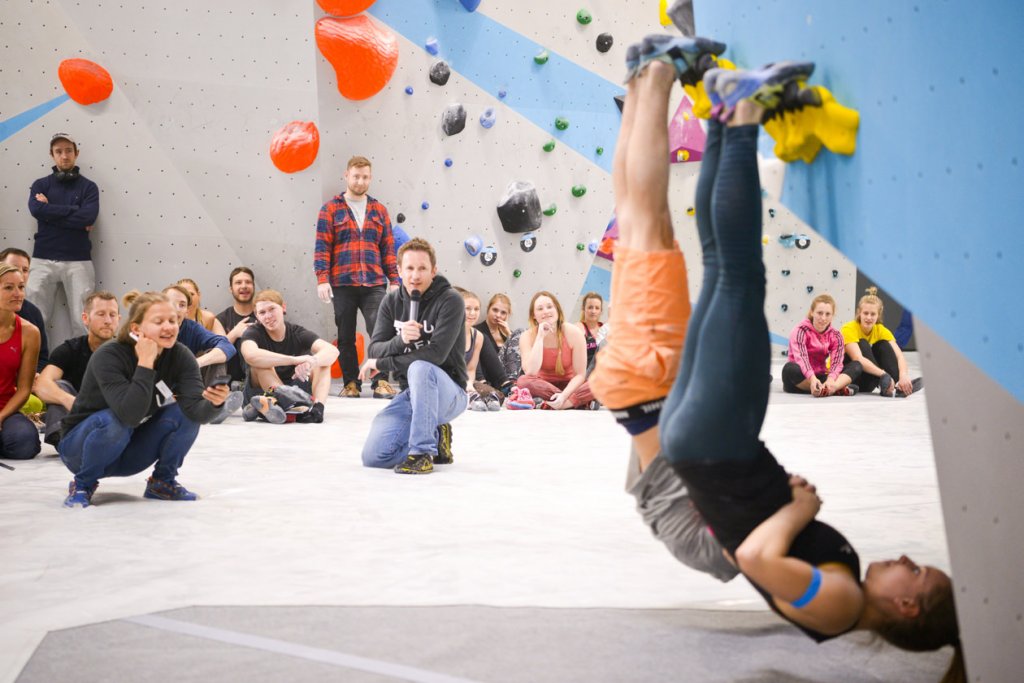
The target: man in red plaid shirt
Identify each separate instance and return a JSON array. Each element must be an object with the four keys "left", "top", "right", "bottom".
[{"left": 314, "top": 156, "right": 399, "bottom": 399}]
